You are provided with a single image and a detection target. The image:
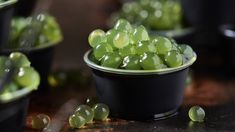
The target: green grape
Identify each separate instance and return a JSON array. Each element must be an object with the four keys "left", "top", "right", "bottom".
[
  {"left": 132, "top": 25, "right": 149, "bottom": 43},
  {"left": 89, "top": 52, "right": 100, "bottom": 64},
  {"left": 93, "top": 43, "right": 113, "bottom": 60},
  {"left": 119, "top": 45, "right": 136, "bottom": 57},
  {"left": 165, "top": 50, "right": 183, "bottom": 68},
  {"left": 9, "top": 52, "right": 31, "bottom": 68},
  {"left": 139, "top": 52, "right": 163, "bottom": 70},
  {"left": 153, "top": 36, "right": 172, "bottom": 55},
  {"left": 85, "top": 97, "right": 99, "bottom": 108},
  {"left": 106, "top": 29, "right": 118, "bottom": 48},
  {"left": 113, "top": 31, "right": 130, "bottom": 49},
  {"left": 122, "top": 55, "right": 141, "bottom": 70},
  {"left": 179, "top": 44, "right": 194, "bottom": 59},
  {"left": 40, "top": 15, "right": 62, "bottom": 44},
  {"left": 74, "top": 105, "right": 94, "bottom": 123},
  {"left": 136, "top": 40, "right": 156, "bottom": 55},
  {"left": 1, "top": 82, "right": 19, "bottom": 95},
  {"left": 92, "top": 103, "right": 110, "bottom": 121},
  {"left": 15, "top": 67, "right": 40, "bottom": 90},
  {"left": 101, "top": 52, "right": 122, "bottom": 68},
  {"left": 32, "top": 114, "right": 50, "bottom": 129},
  {"left": 114, "top": 19, "right": 132, "bottom": 32},
  {"left": 88, "top": 29, "right": 106, "bottom": 48},
  {"left": 69, "top": 114, "right": 86, "bottom": 128},
  {"left": 188, "top": 106, "right": 205, "bottom": 122},
  {"left": 0, "top": 56, "right": 12, "bottom": 78}
]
